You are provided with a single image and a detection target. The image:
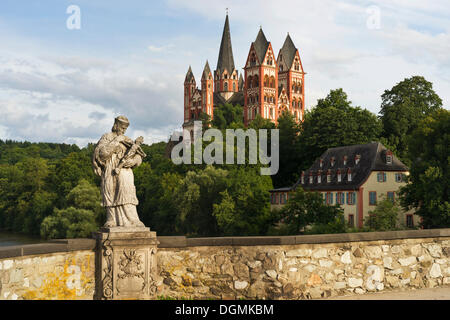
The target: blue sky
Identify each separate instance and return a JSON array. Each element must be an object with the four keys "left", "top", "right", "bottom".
[{"left": 0, "top": 0, "right": 449, "bottom": 146}]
